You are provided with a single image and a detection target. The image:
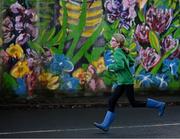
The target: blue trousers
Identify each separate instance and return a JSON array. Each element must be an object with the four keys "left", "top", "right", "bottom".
[{"left": 108, "top": 84, "right": 146, "bottom": 112}]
